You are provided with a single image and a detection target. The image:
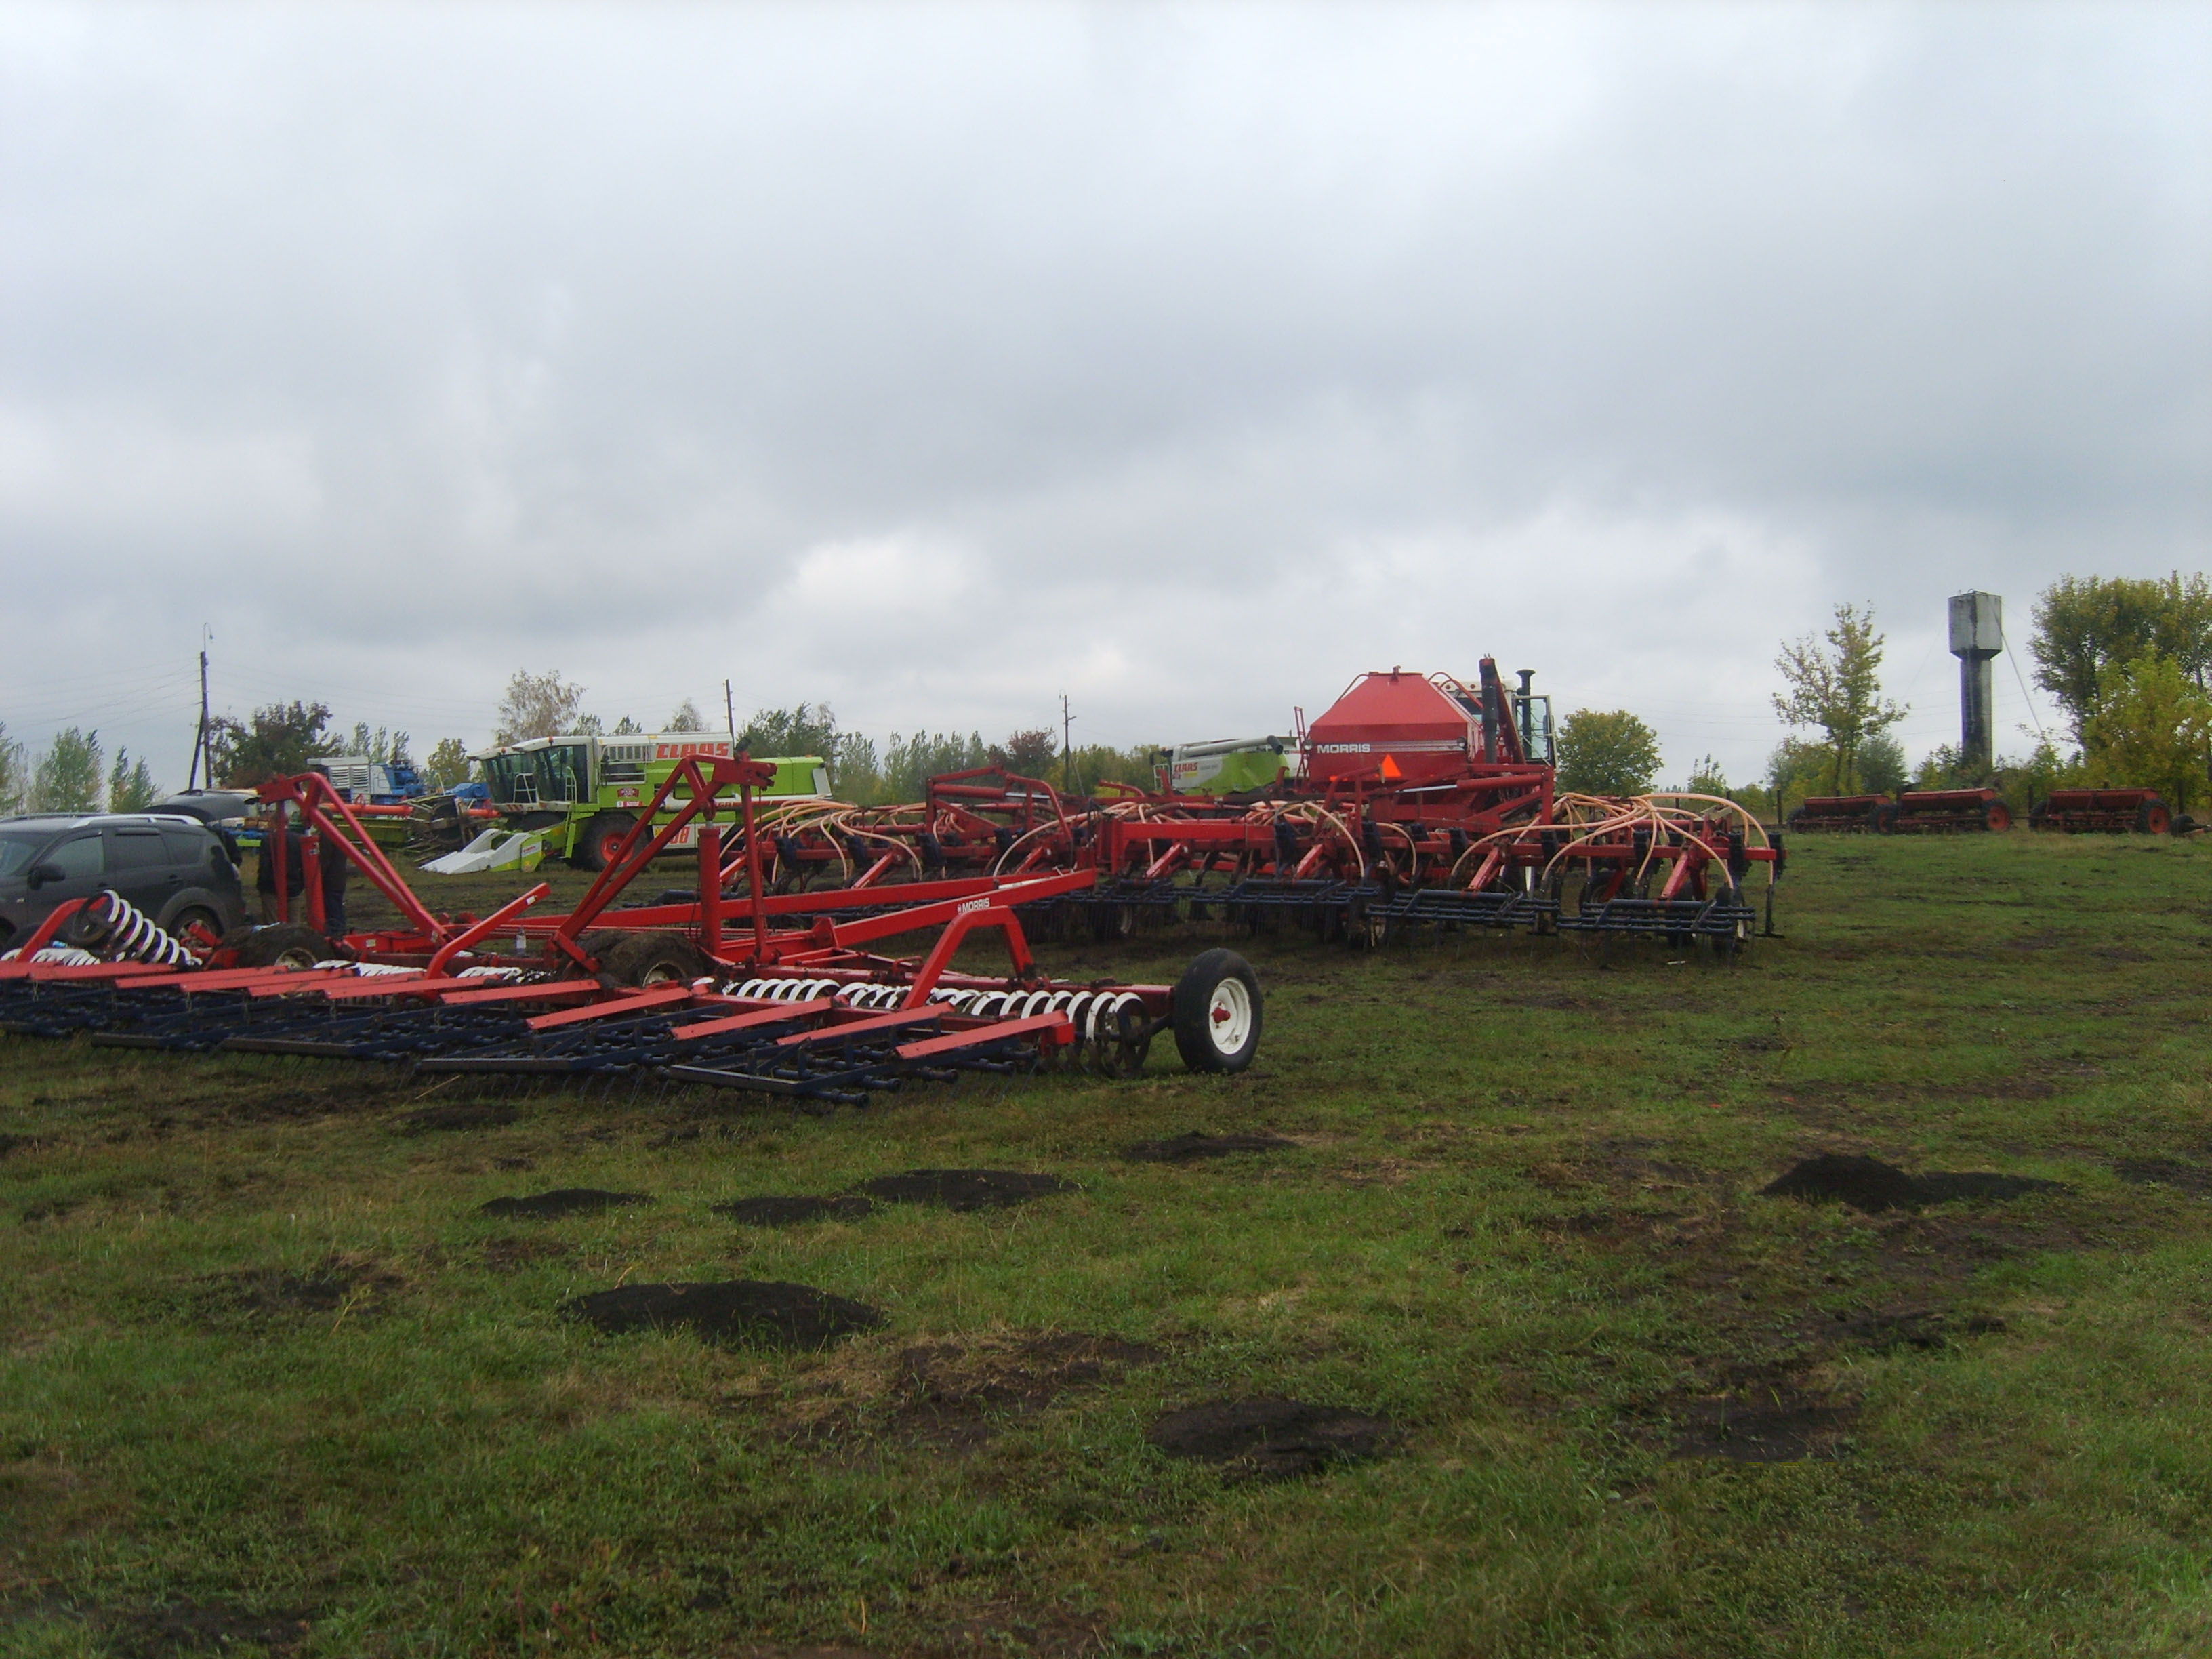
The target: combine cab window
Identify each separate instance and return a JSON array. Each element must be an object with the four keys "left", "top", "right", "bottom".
[
  {"left": 538, "top": 743, "right": 589, "bottom": 804},
  {"left": 482, "top": 752, "right": 538, "bottom": 808}
]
